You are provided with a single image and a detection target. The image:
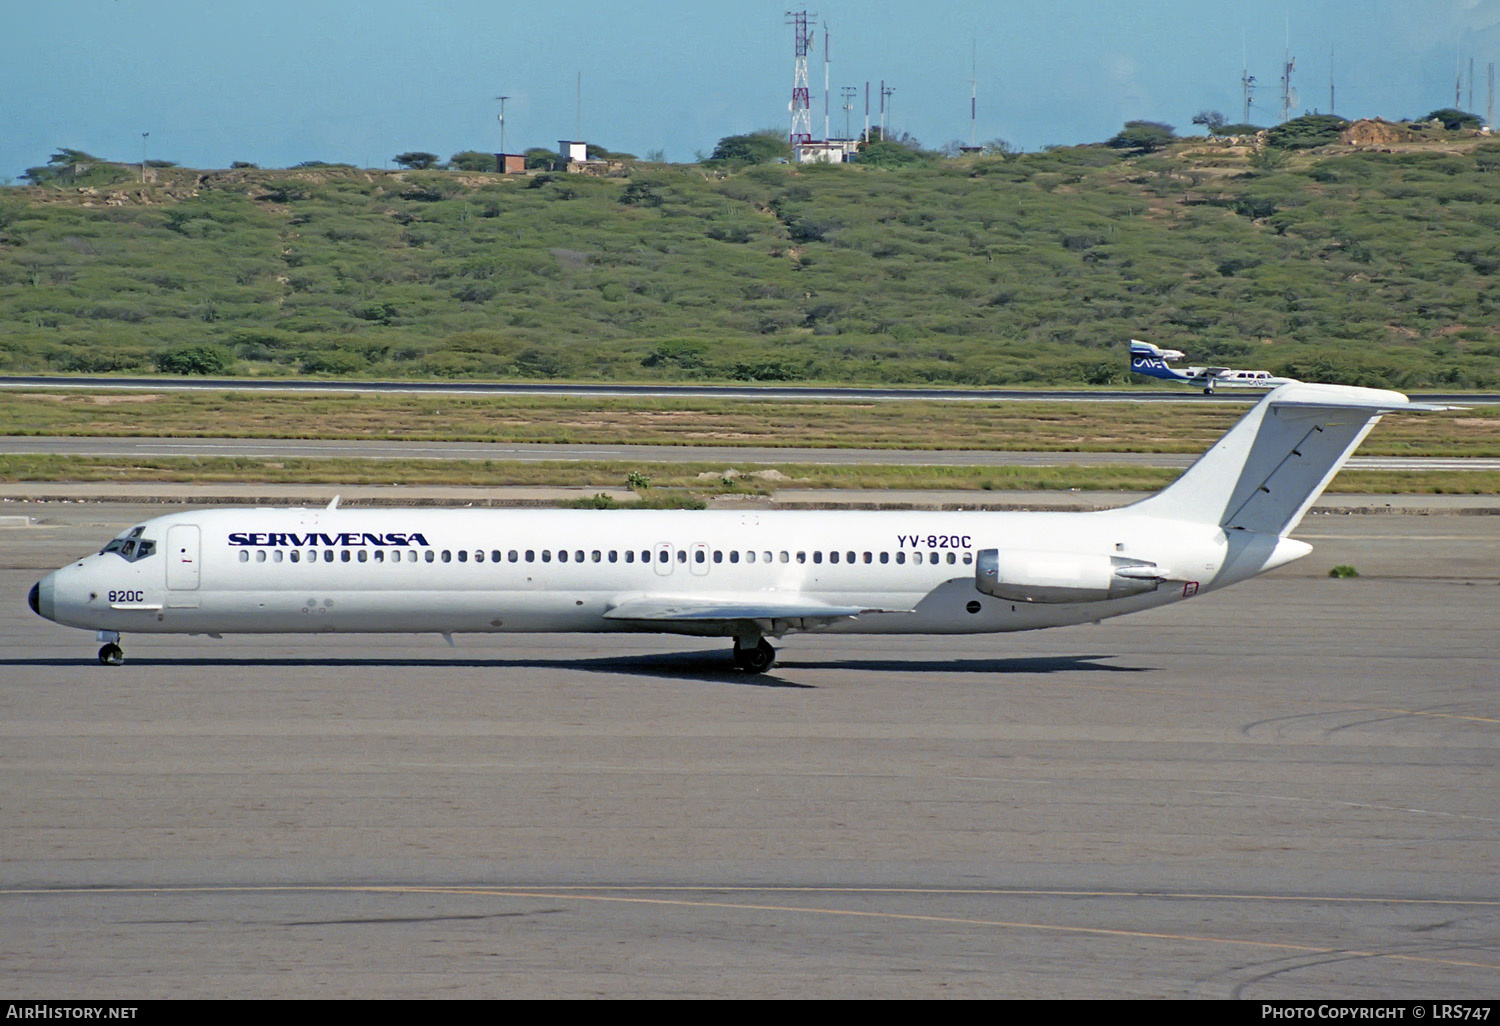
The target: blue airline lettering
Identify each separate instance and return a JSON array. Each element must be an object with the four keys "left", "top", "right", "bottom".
[{"left": 228, "top": 531, "right": 431, "bottom": 547}]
